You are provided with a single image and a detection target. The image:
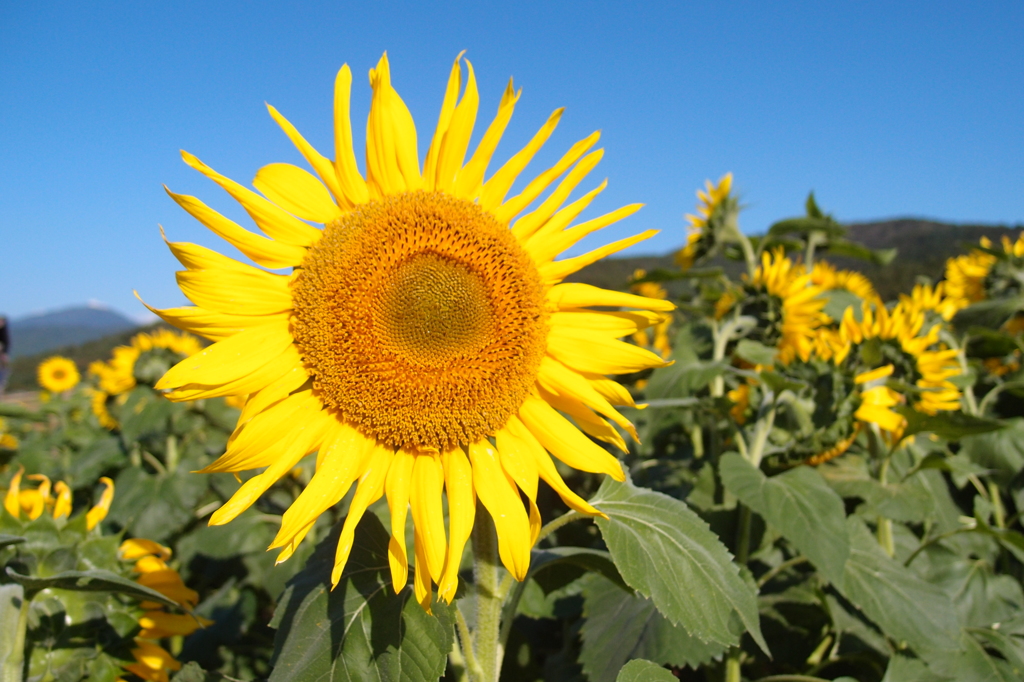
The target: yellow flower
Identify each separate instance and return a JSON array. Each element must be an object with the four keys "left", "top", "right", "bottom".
[
  {"left": 810, "top": 261, "right": 879, "bottom": 303},
  {"left": 750, "top": 249, "right": 829, "bottom": 364},
  {"left": 85, "top": 477, "right": 114, "bottom": 530},
  {"left": 91, "top": 330, "right": 203, "bottom": 396},
  {"left": 90, "top": 388, "right": 119, "bottom": 430},
  {"left": 0, "top": 433, "right": 17, "bottom": 451},
  {"left": 37, "top": 356, "right": 80, "bottom": 393},
  {"left": 3, "top": 469, "right": 108, "bottom": 525},
  {"left": 142, "top": 54, "right": 672, "bottom": 608},
  {"left": 854, "top": 366, "right": 905, "bottom": 434},
  {"left": 944, "top": 249, "right": 996, "bottom": 309},
  {"left": 676, "top": 173, "right": 732, "bottom": 269},
  {"left": 727, "top": 383, "right": 750, "bottom": 424}
]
